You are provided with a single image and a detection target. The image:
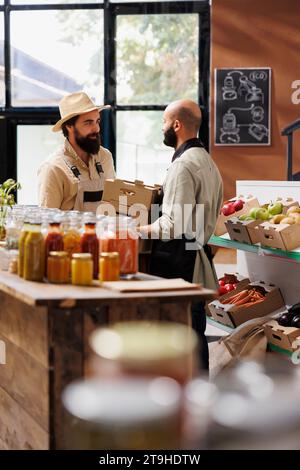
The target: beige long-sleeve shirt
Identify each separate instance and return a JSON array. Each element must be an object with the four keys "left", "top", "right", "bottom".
[
  {"left": 37, "top": 139, "right": 115, "bottom": 211},
  {"left": 152, "top": 146, "right": 223, "bottom": 288}
]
